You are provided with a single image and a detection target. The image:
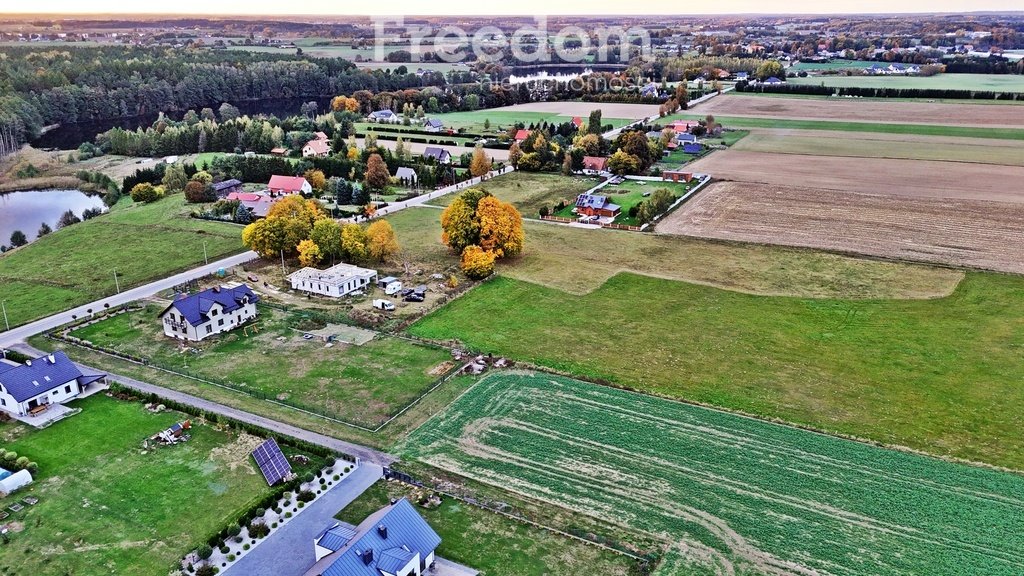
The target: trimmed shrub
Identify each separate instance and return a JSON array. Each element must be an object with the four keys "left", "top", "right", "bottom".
[{"left": 197, "top": 544, "right": 213, "bottom": 560}]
